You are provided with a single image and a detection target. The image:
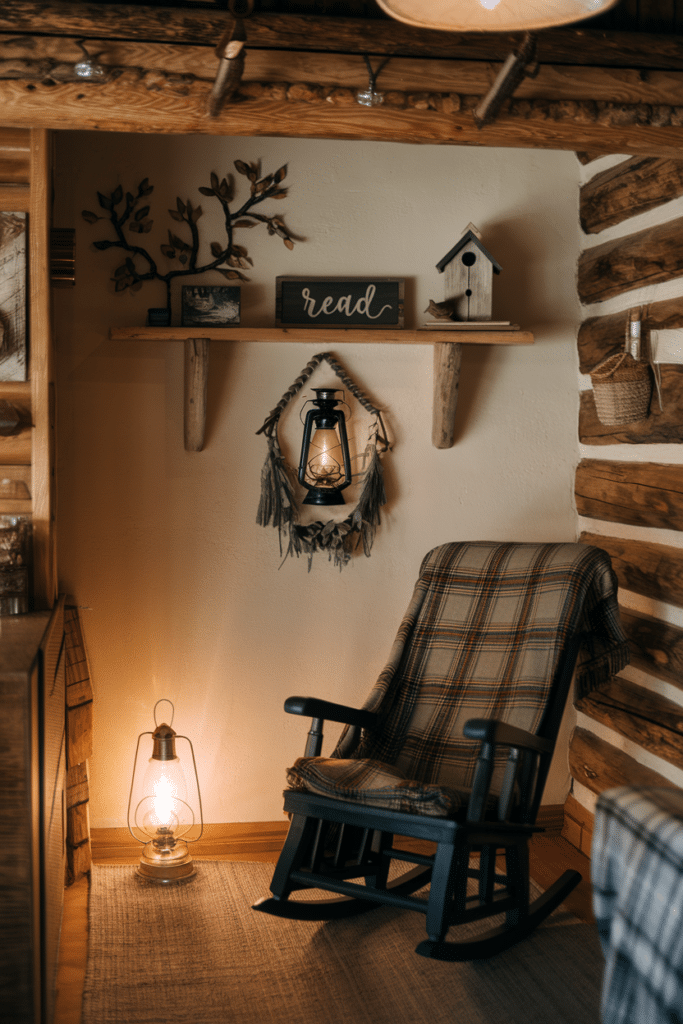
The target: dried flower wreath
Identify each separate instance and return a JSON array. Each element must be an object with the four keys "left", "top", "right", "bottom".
[{"left": 256, "top": 353, "right": 390, "bottom": 570}]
